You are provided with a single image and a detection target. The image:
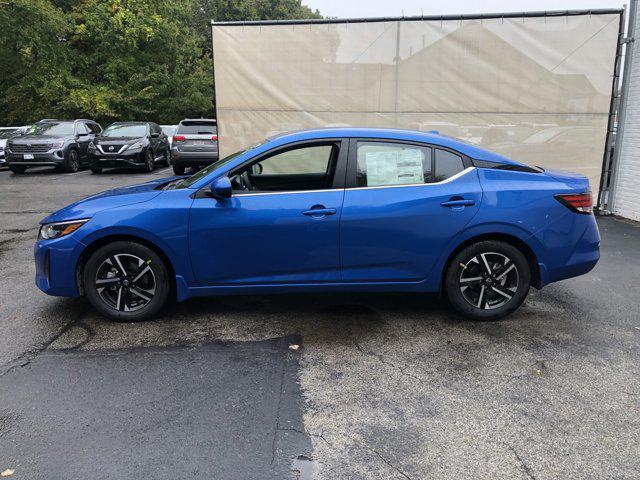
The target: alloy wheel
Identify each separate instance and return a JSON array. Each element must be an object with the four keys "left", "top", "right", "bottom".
[
  {"left": 94, "top": 253, "right": 156, "bottom": 312},
  {"left": 458, "top": 252, "right": 519, "bottom": 310}
]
